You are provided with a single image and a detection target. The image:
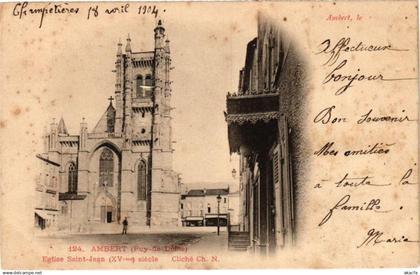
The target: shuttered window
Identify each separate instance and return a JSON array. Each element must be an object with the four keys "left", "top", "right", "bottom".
[{"left": 272, "top": 150, "right": 279, "bottom": 186}]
